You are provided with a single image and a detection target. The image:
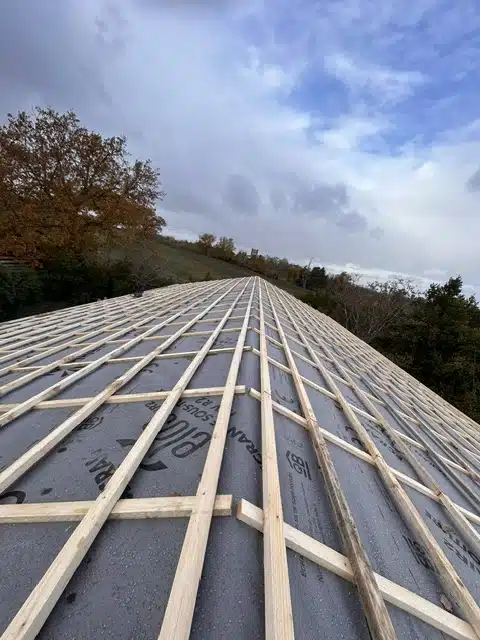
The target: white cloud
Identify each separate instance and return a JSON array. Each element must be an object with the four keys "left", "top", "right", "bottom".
[
  {"left": 323, "top": 52, "right": 426, "bottom": 104},
  {"left": 318, "top": 115, "right": 389, "bottom": 150},
  {"left": 324, "top": 263, "right": 460, "bottom": 296},
  {"left": 0, "top": 0, "right": 480, "bottom": 291}
]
